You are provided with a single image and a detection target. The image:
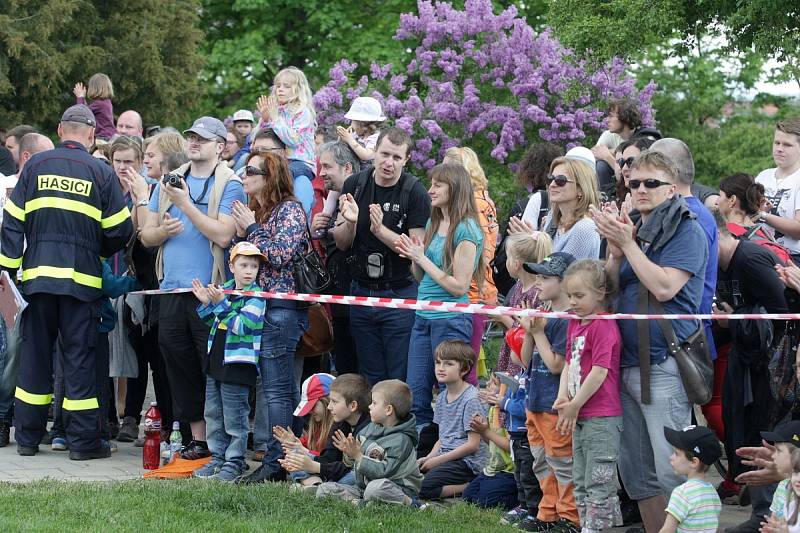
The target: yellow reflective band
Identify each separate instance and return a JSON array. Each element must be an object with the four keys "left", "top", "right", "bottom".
[
  {"left": 22, "top": 266, "right": 102, "bottom": 289},
  {"left": 101, "top": 206, "right": 131, "bottom": 229},
  {"left": 15, "top": 387, "right": 53, "bottom": 406},
  {"left": 0, "top": 253, "right": 22, "bottom": 269},
  {"left": 4, "top": 199, "right": 25, "bottom": 222},
  {"left": 25, "top": 197, "right": 101, "bottom": 222},
  {"left": 62, "top": 397, "right": 99, "bottom": 411}
]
